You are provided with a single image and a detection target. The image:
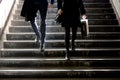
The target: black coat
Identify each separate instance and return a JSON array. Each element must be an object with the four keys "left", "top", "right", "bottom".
[
  {"left": 20, "top": 0, "right": 48, "bottom": 21},
  {"left": 20, "top": 0, "right": 34, "bottom": 21},
  {"left": 57, "top": 0, "right": 86, "bottom": 27}
]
